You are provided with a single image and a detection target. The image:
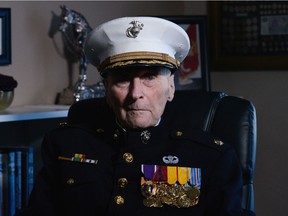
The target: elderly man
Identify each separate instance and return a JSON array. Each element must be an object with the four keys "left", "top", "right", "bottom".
[{"left": 16, "top": 17, "right": 244, "bottom": 216}]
